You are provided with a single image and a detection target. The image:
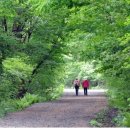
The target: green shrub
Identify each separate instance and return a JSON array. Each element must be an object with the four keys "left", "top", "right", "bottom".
[
  {"left": 15, "top": 93, "right": 40, "bottom": 110},
  {"left": 89, "top": 119, "right": 102, "bottom": 127},
  {"left": 0, "top": 76, "right": 15, "bottom": 101},
  {"left": 51, "top": 84, "right": 64, "bottom": 100},
  {"left": 0, "top": 100, "right": 17, "bottom": 117},
  {"left": 113, "top": 112, "right": 124, "bottom": 127},
  {"left": 0, "top": 93, "right": 45, "bottom": 117},
  {"left": 0, "top": 104, "right": 6, "bottom": 117},
  {"left": 29, "top": 66, "right": 65, "bottom": 101},
  {"left": 105, "top": 77, "right": 130, "bottom": 110},
  {"left": 45, "top": 84, "right": 64, "bottom": 101},
  {"left": 123, "top": 112, "right": 130, "bottom": 127},
  {"left": 0, "top": 56, "right": 34, "bottom": 100}
]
